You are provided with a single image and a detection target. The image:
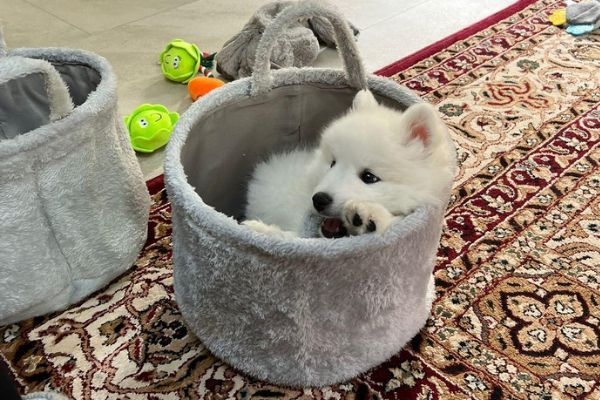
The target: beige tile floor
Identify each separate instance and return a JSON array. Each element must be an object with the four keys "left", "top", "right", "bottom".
[{"left": 1, "top": 0, "right": 514, "bottom": 179}]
